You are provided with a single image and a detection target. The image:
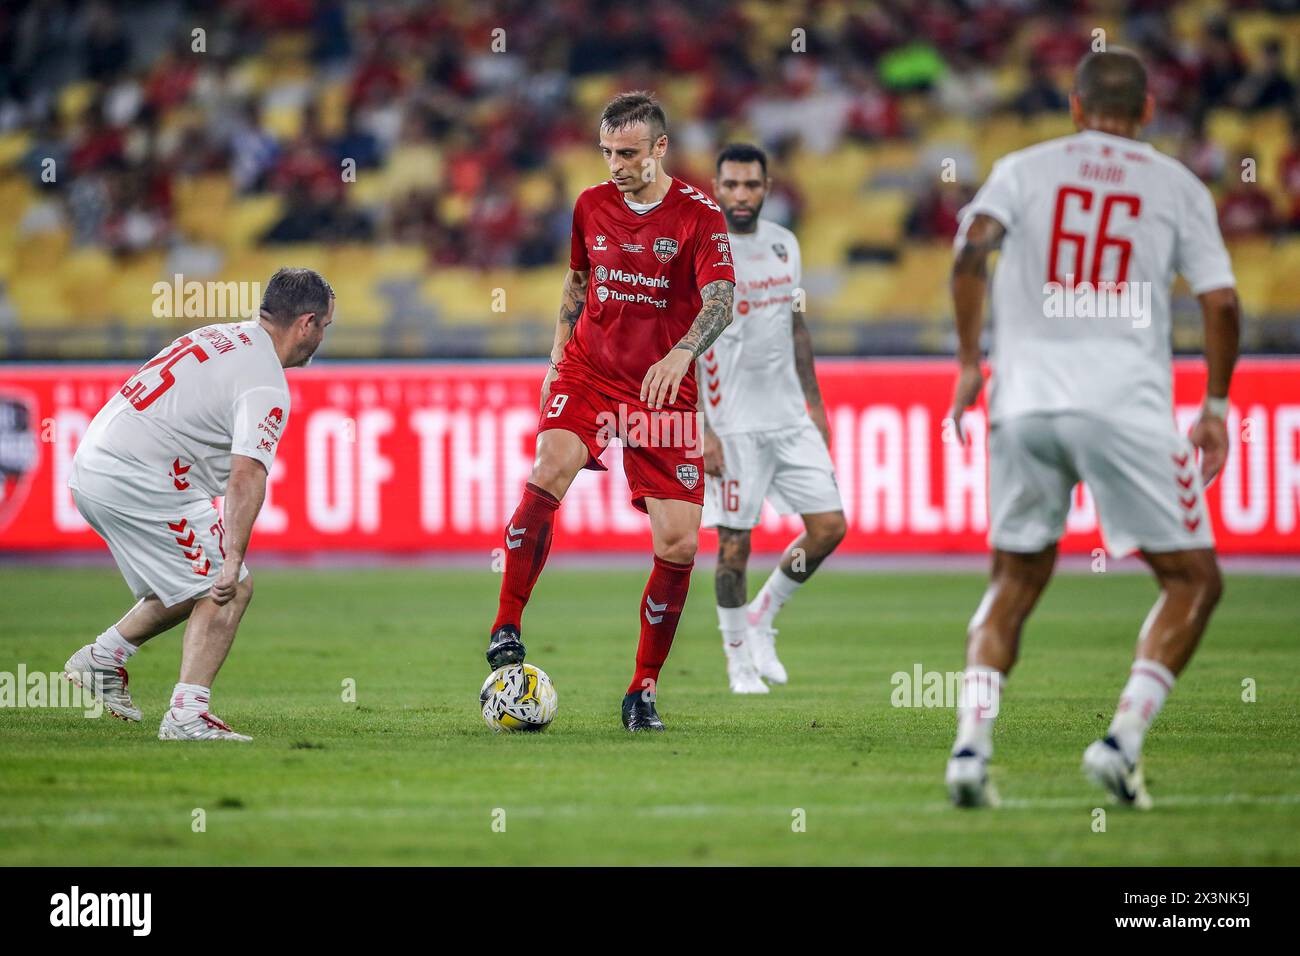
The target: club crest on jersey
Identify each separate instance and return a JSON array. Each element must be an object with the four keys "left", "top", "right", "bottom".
[
  {"left": 772, "top": 242, "right": 788, "bottom": 262},
  {"left": 653, "top": 237, "right": 679, "bottom": 263},
  {"left": 676, "top": 463, "right": 700, "bottom": 490}
]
